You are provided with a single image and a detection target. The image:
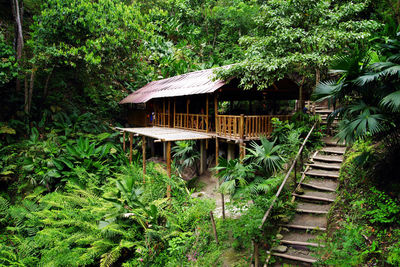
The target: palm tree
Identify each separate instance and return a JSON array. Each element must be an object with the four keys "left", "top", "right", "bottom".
[
  {"left": 246, "top": 137, "right": 285, "bottom": 176},
  {"left": 172, "top": 141, "right": 200, "bottom": 176},
  {"left": 313, "top": 36, "right": 400, "bottom": 143}
]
